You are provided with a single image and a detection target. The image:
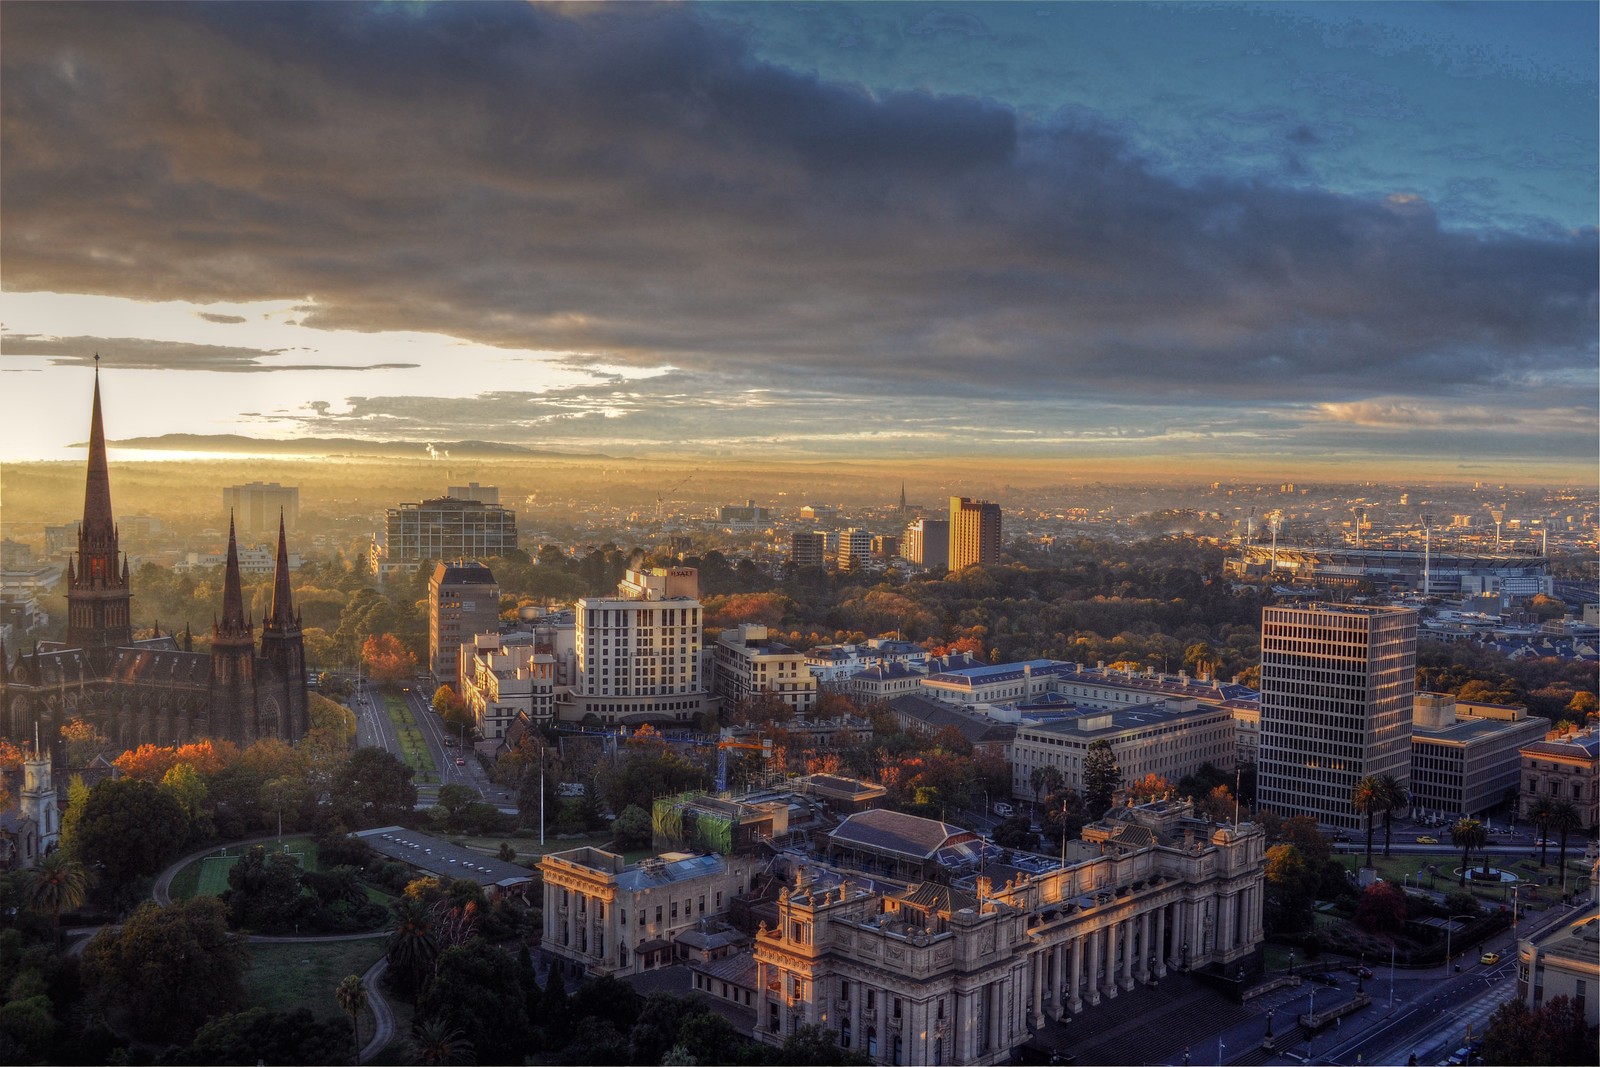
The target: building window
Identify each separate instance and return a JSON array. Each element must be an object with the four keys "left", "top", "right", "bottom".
[
  {"left": 893, "top": 1034, "right": 903, "bottom": 1065},
  {"left": 655, "top": 906, "right": 662, "bottom": 923},
  {"left": 867, "top": 1028, "right": 877, "bottom": 1058}
]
